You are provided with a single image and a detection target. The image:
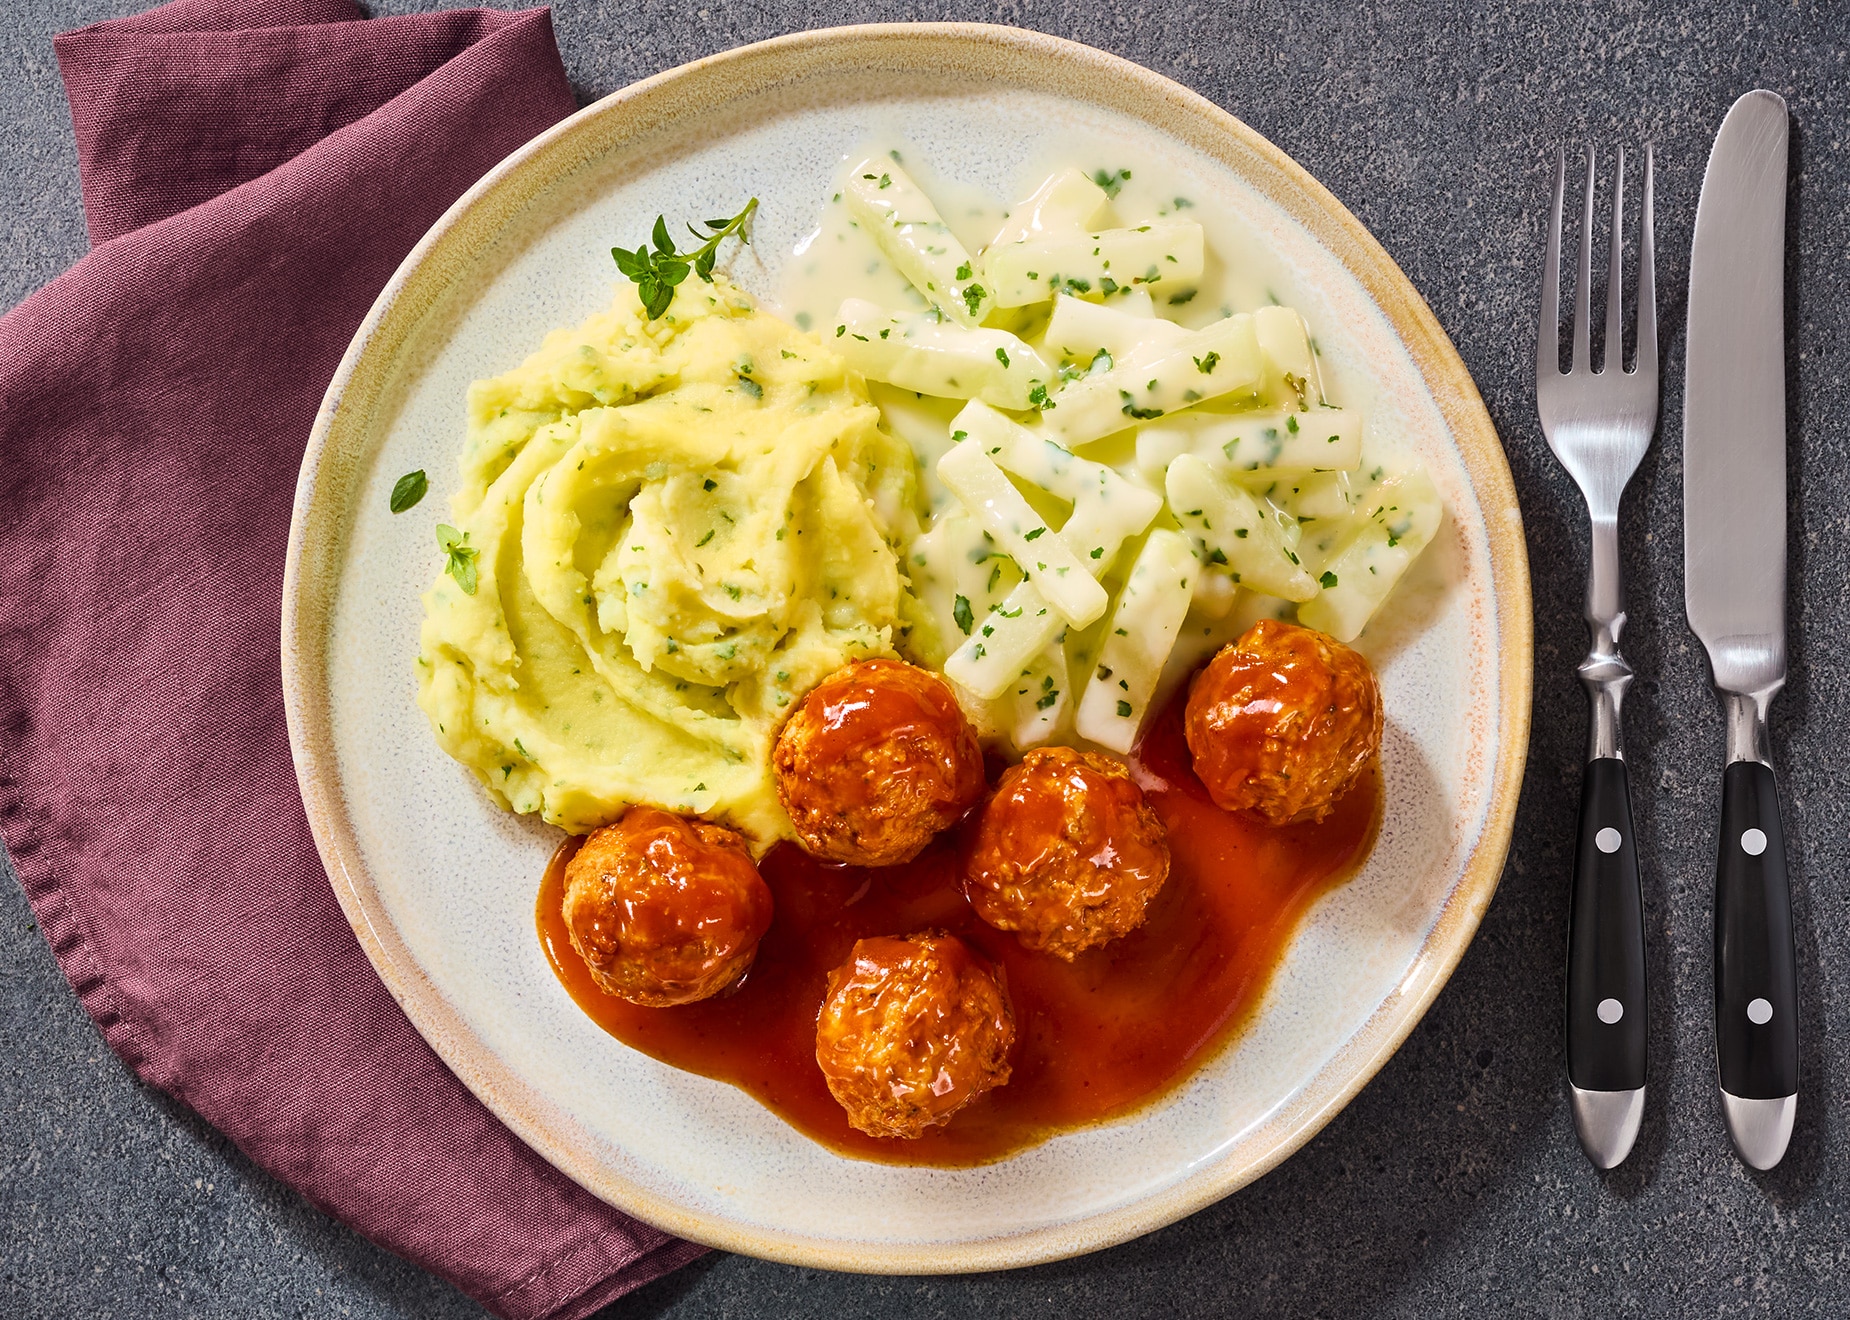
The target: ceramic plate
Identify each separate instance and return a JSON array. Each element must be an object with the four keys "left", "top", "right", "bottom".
[{"left": 282, "top": 24, "right": 1531, "bottom": 1272}]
